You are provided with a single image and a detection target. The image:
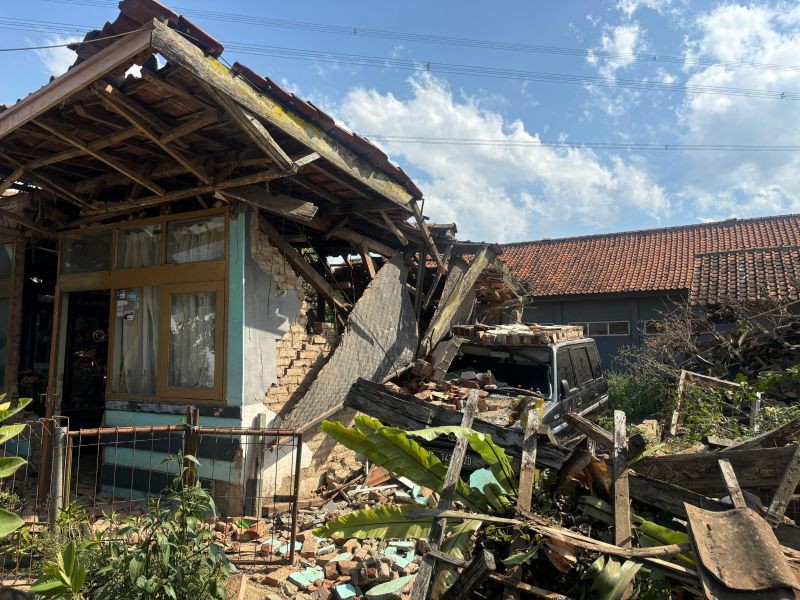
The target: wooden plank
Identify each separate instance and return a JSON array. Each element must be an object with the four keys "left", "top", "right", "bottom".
[
  {"left": 490, "top": 574, "right": 573, "bottom": 600},
  {"left": 430, "top": 337, "right": 463, "bottom": 381},
  {"left": 149, "top": 20, "right": 414, "bottom": 208},
  {"left": 0, "top": 207, "right": 54, "bottom": 237},
  {"left": 158, "top": 110, "right": 219, "bottom": 144},
  {"left": 380, "top": 210, "right": 408, "bottom": 245},
  {"left": 410, "top": 389, "right": 478, "bottom": 600},
  {"left": 613, "top": 410, "right": 632, "bottom": 547},
  {"left": 0, "top": 167, "right": 23, "bottom": 196},
  {"left": 411, "top": 200, "right": 446, "bottom": 275},
  {"left": 634, "top": 445, "right": 799, "bottom": 494},
  {"left": 565, "top": 412, "right": 614, "bottom": 449},
  {"left": 76, "top": 169, "right": 289, "bottom": 222},
  {"left": 326, "top": 224, "right": 397, "bottom": 258},
  {"left": 423, "top": 243, "right": 453, "bottom": 310},
  {"left": 414, "top": 251, "right": 426, "bottom": 320},
  {"left": 0, "top": 153, "right": 91, "bottom": 208},
  {"left": 628, "top": 472, "right": 729, "bottom": 517},
  {"left": 259, "top": 215, "right": 350, "bottom": 313},
  {"left": 767, "top": 444, "right": 800, "bottom": 525},
  {"left": 26, "top": 127, "right": 139, "bottom": 169},
  {"left": 669, "top": 369, "right": 687, "bottom": 436},
  {"left": 221, "top": 187, "right": 318, "bottom": 222},
  {"left": 345, "top": 378, "right": 571, "bottom": 470},
  {"left": 505, "top": 406, "right": 540, "bottom": 600},
  {"left": 0, "top": 26, "right": 153, "bottom": 139},
  {"left": 359, "top": 244, "right": 377, "bottom": 279},
  {"left": 204, "top": 83, "right": 293, "bottom": 170},
  {"left": 92, "top": 83, "right": 211, "bottom": 184},
  {"left": 440, "top": 549, "right": 496, "bottom": 600},
  {"left": 717, "top": 458, "right": 746, "bottom": 508},
  {"left": 34, "top": 119, "right": 166, "bottom": 196},
  {"left": 418, "top": 246, "right": 494, "bottom": 356},
  {"left": 726, "top": 418, "right": 800, "bottom": 451}
]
